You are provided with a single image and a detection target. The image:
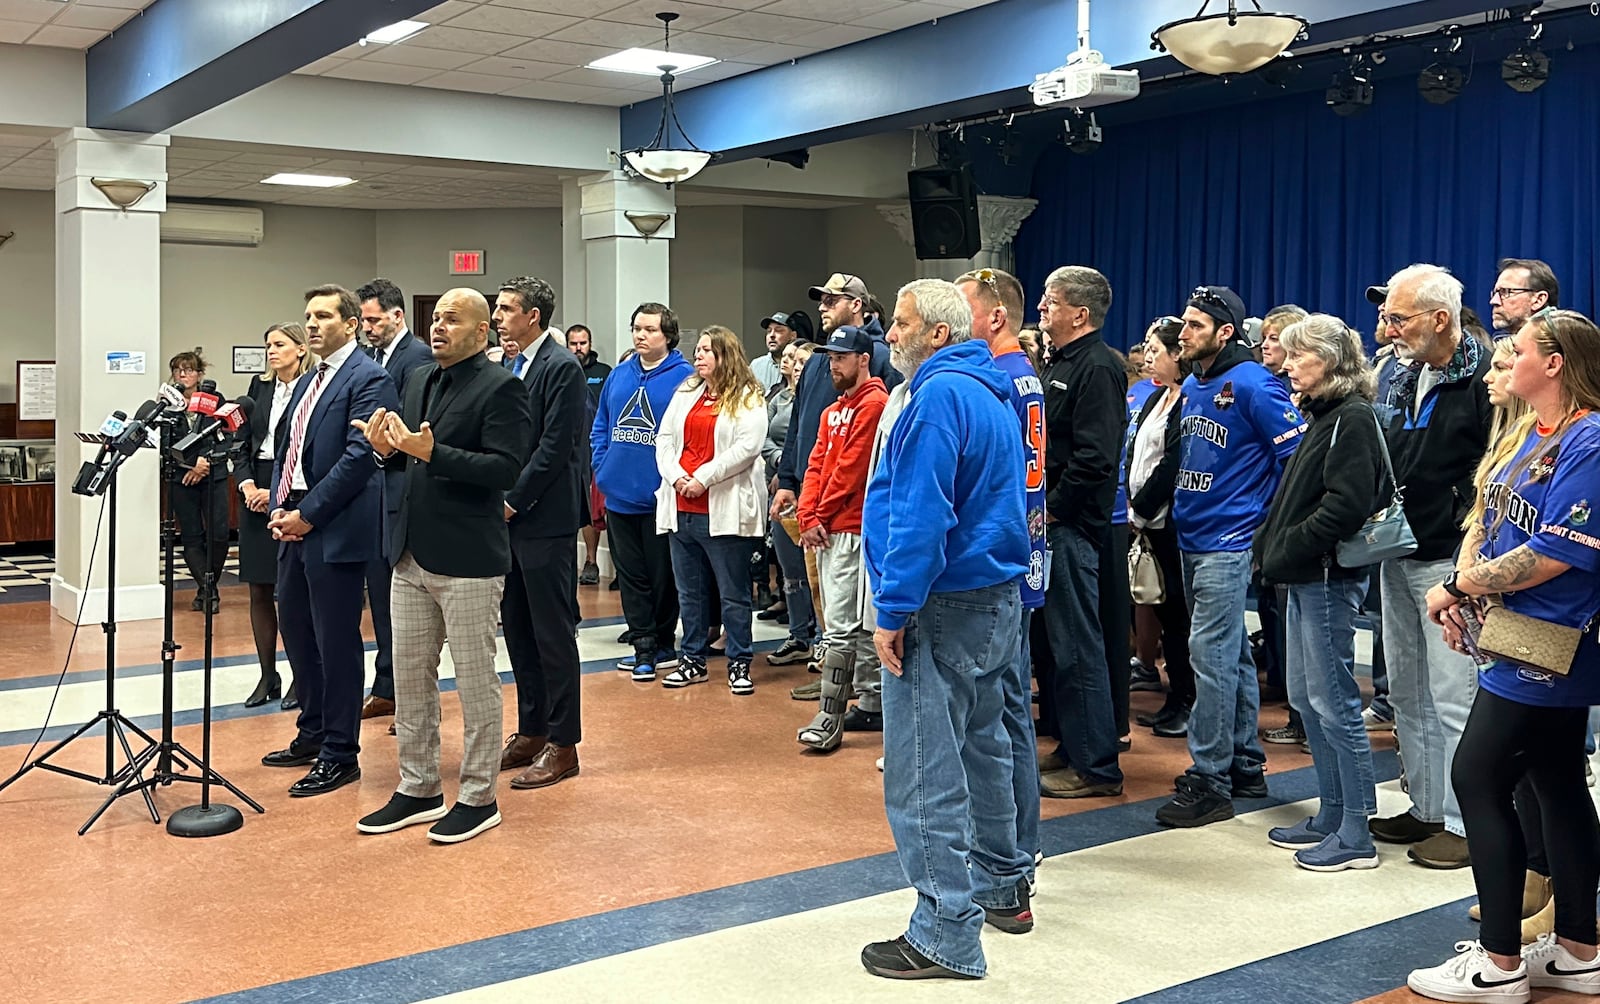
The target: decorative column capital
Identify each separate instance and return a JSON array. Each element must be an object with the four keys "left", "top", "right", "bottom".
[
  {"left": 877, "top": 202, "right": 915, "bottom": 247},
  {"left": 976, "top": 195, "right": 1038, "bottom": 250}
]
